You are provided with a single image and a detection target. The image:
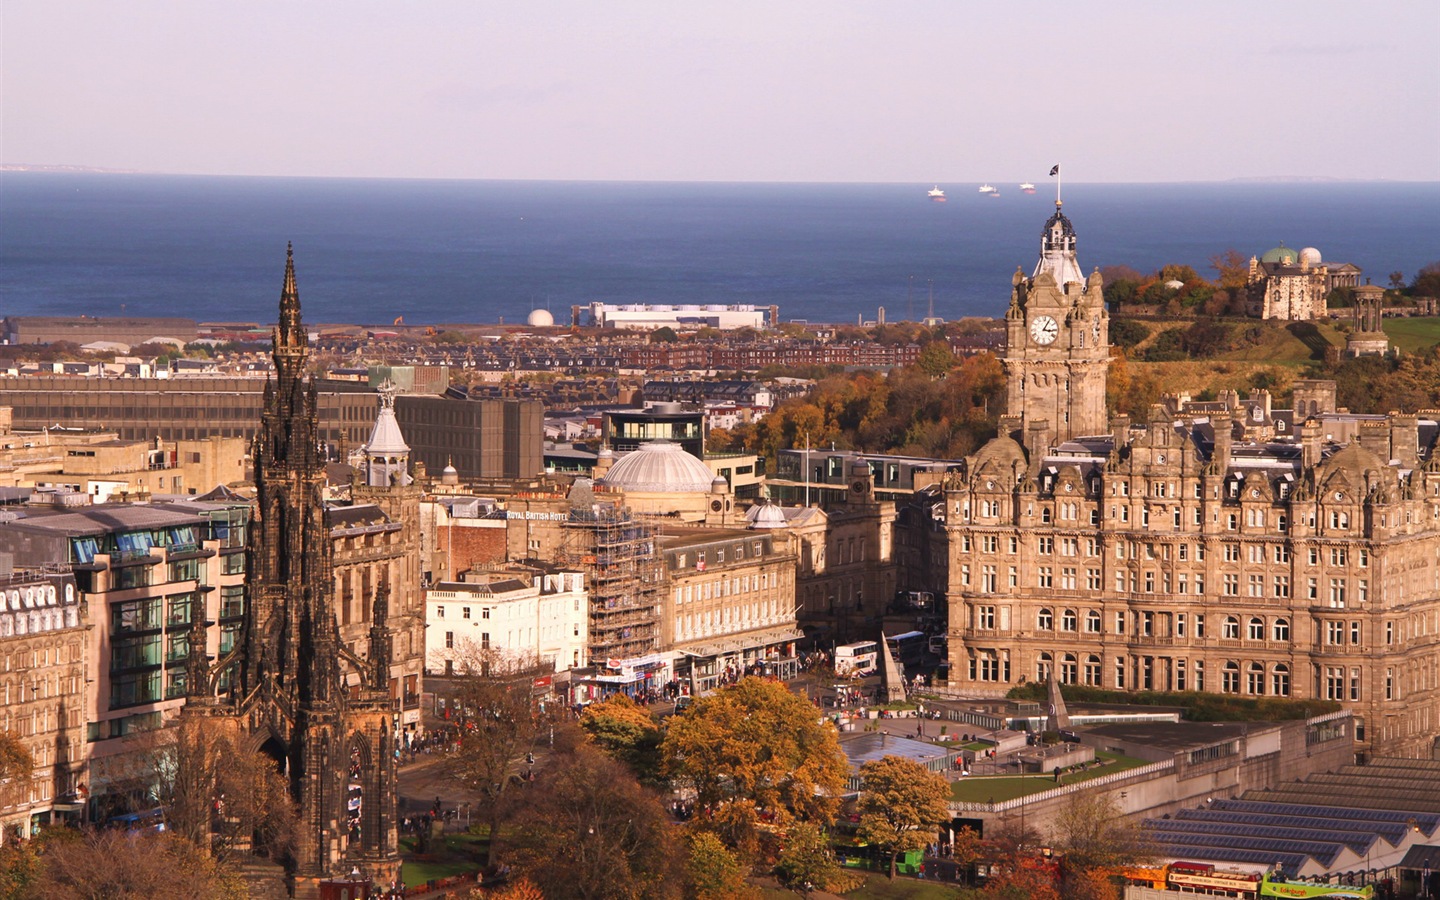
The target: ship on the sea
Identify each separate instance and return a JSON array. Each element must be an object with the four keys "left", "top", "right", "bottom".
[
  {"left": 978, "top": 184, "right": 996, "bottom": 194},
  {"left": 928, "top": 186, "right": 946, "bottom": 202},
  {"left": 1020, "top": 182, "right": 1036, "bottom": 194}
]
